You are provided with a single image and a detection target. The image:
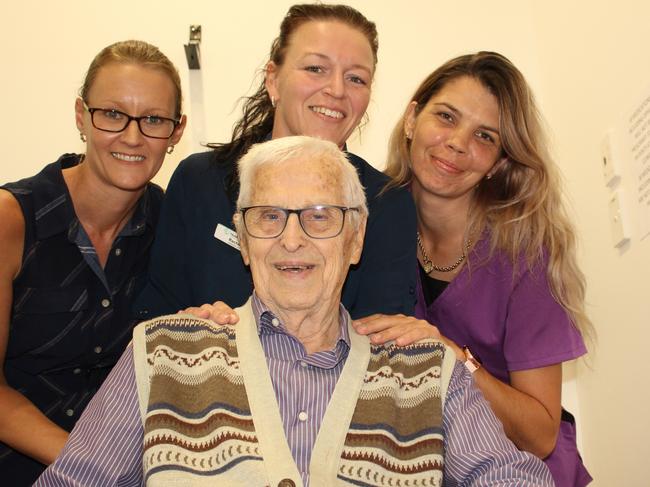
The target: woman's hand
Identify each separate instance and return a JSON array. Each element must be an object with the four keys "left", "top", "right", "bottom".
[
  {"left": 353, "top": 313, "right": 465, "bottom": 359},
  {"left": 353, "top": 313, "right": 440, "bottom": 345},
  {"left": 354, "top": 311, "right": 561, "bottom": 457},
  {"left": 180, "top": 301, "right": 240, "bottom": 324}
]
